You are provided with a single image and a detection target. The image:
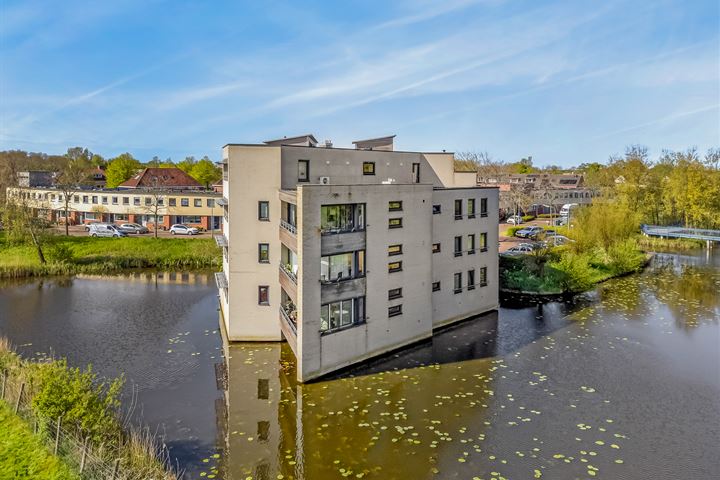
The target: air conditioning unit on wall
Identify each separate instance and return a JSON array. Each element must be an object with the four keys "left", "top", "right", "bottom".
[{"left": 319, "top": 176, "right": 330, "bottom": 185}]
